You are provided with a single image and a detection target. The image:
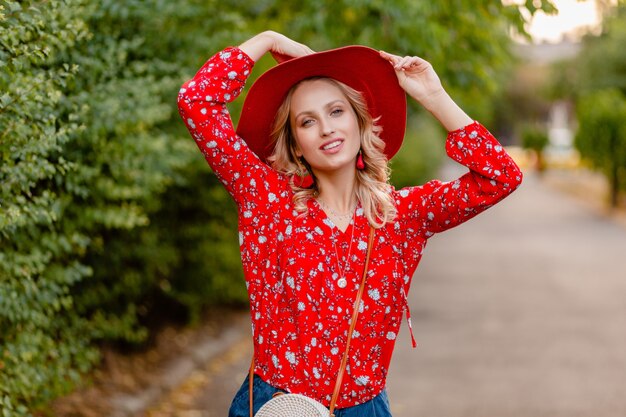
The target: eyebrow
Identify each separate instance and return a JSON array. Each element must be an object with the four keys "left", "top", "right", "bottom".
[{"left": 294, "top": 99, "right": 346, "bottom": 121}]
